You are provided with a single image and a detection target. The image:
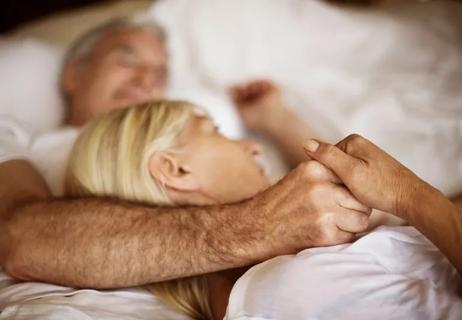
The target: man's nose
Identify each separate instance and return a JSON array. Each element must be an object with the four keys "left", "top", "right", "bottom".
[
  {"left": 135, "top": 66, "right": 156, "bottom": 91},
  {"left": 239, "top": 140, "right": 263, "bottom": 157}
]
